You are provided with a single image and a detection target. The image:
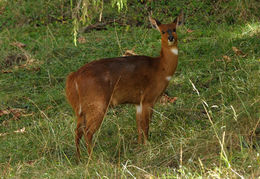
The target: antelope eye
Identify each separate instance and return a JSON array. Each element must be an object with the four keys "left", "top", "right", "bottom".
[{"left": 162, "top": 31, "right": 165, "bottom": 34}]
